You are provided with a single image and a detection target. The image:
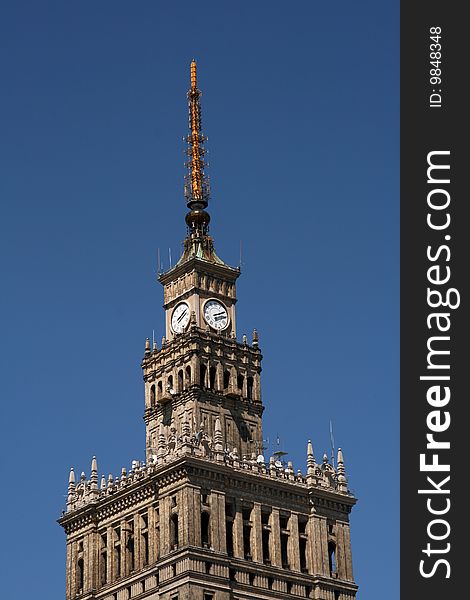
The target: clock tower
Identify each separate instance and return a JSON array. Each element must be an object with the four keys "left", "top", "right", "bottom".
[
  {"left": 59, "top": 61, "right": 358, "bottom": 600},
  {"left": 143, "top": 60, "right": 262, "bottom": 468}
]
